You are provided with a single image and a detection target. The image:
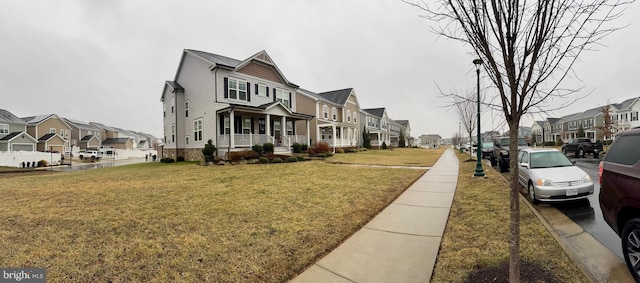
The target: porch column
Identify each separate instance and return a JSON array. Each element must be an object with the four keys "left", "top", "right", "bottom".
[
  {"left": 341, "top": 126, "right": 345, "bottom": 146},
  {"left": 229, "top": 110, "right": 235, "bottom": 148},
  {"left": 332, "top": 125, "right": 336, "bottom": 148},
  {"left": 306, "top": 120, "right": 310, "bottom": 145},
  {"left": 266, "top": 114, "right": 271, "bottom": 139},
  {"left": 316, "top": 125, "right": 320, "bottom": 145},
  {"left": 281, "top": 116, "right": 286, "bottom": 137}
]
